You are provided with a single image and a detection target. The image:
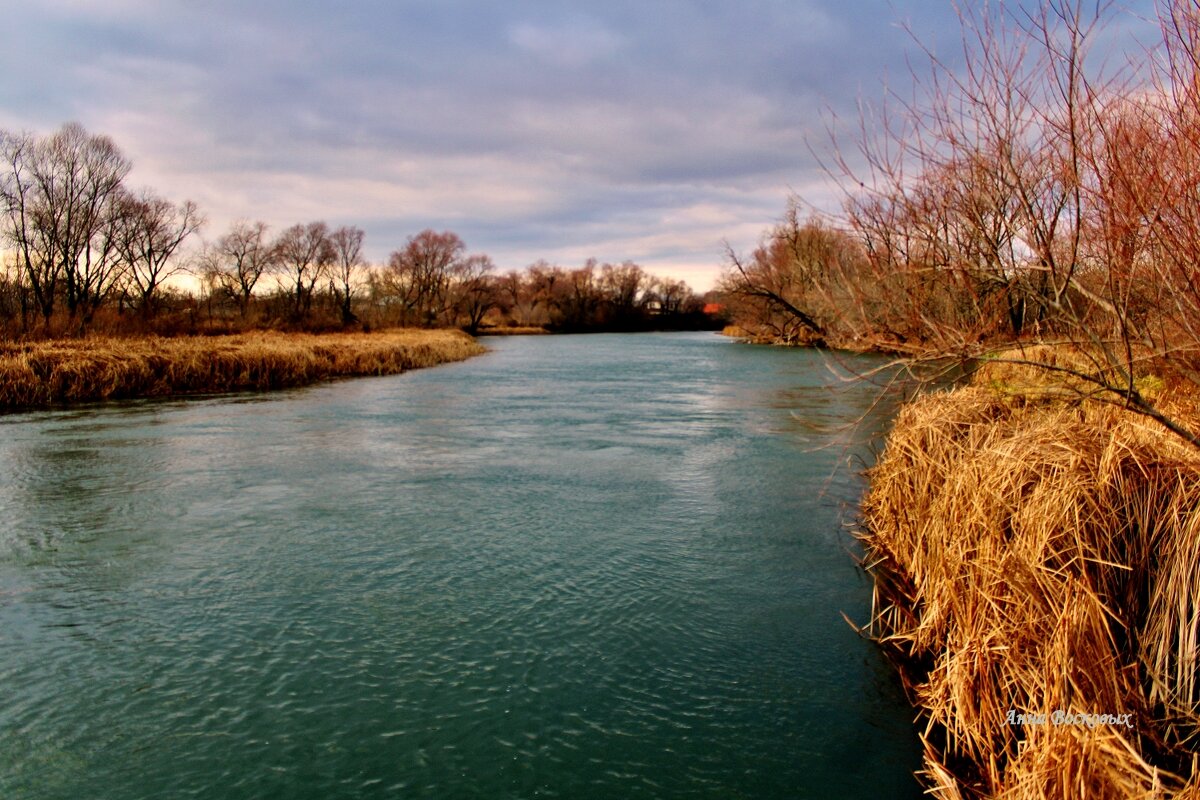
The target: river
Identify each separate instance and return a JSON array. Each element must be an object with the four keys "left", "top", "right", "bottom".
[{"left": 0, "top": 332, "right": 921, "bottom": 798}]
